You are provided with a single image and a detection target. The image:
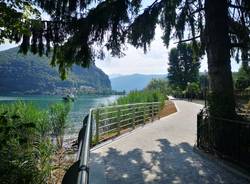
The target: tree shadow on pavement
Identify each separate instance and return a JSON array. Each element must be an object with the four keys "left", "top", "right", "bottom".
[
  {"left": 90, "top": 139, "right": 248, "bottom": 184},
  {"left": 91, "top": 148, "right": 151, "bottom": 184},
  {"left": 148, "top": 139, "right": 247, "bottom": 184}
]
